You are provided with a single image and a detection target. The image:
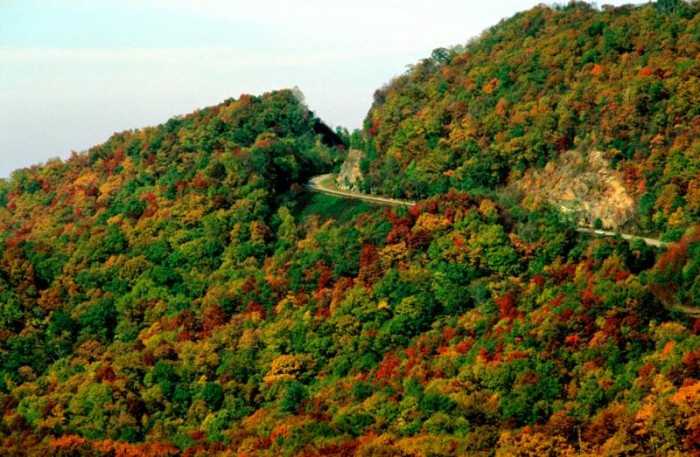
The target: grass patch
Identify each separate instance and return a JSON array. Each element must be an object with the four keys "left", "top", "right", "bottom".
[
  {"left": 319, "top": 175, "right": 338, "bottom": 190},
  {"left": 298, "top": 192, "right": 378, "bottom": 224}
]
